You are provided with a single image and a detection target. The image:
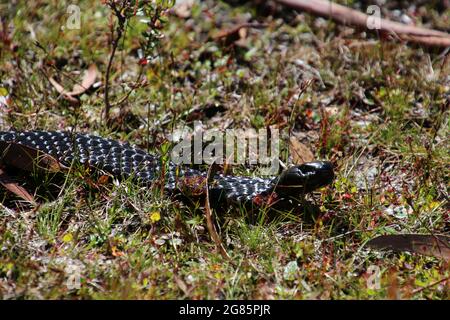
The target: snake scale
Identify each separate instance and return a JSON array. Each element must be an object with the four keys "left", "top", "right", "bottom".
[{"left": 0, "top": 131, "right": 334, "bottom": 208}]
